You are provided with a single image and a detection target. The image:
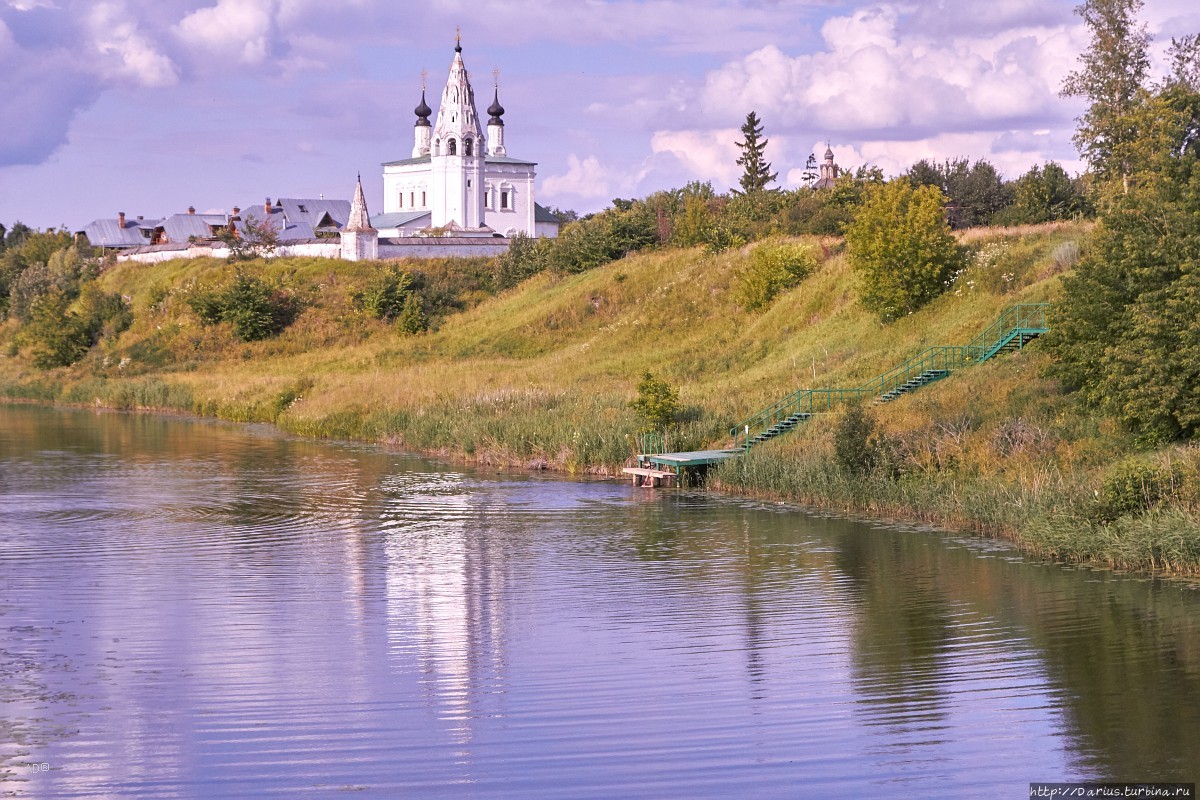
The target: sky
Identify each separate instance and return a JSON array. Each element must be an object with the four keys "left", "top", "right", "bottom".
[{"left": 2, "top": 0, "right": 1199, "bottom": 232}]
